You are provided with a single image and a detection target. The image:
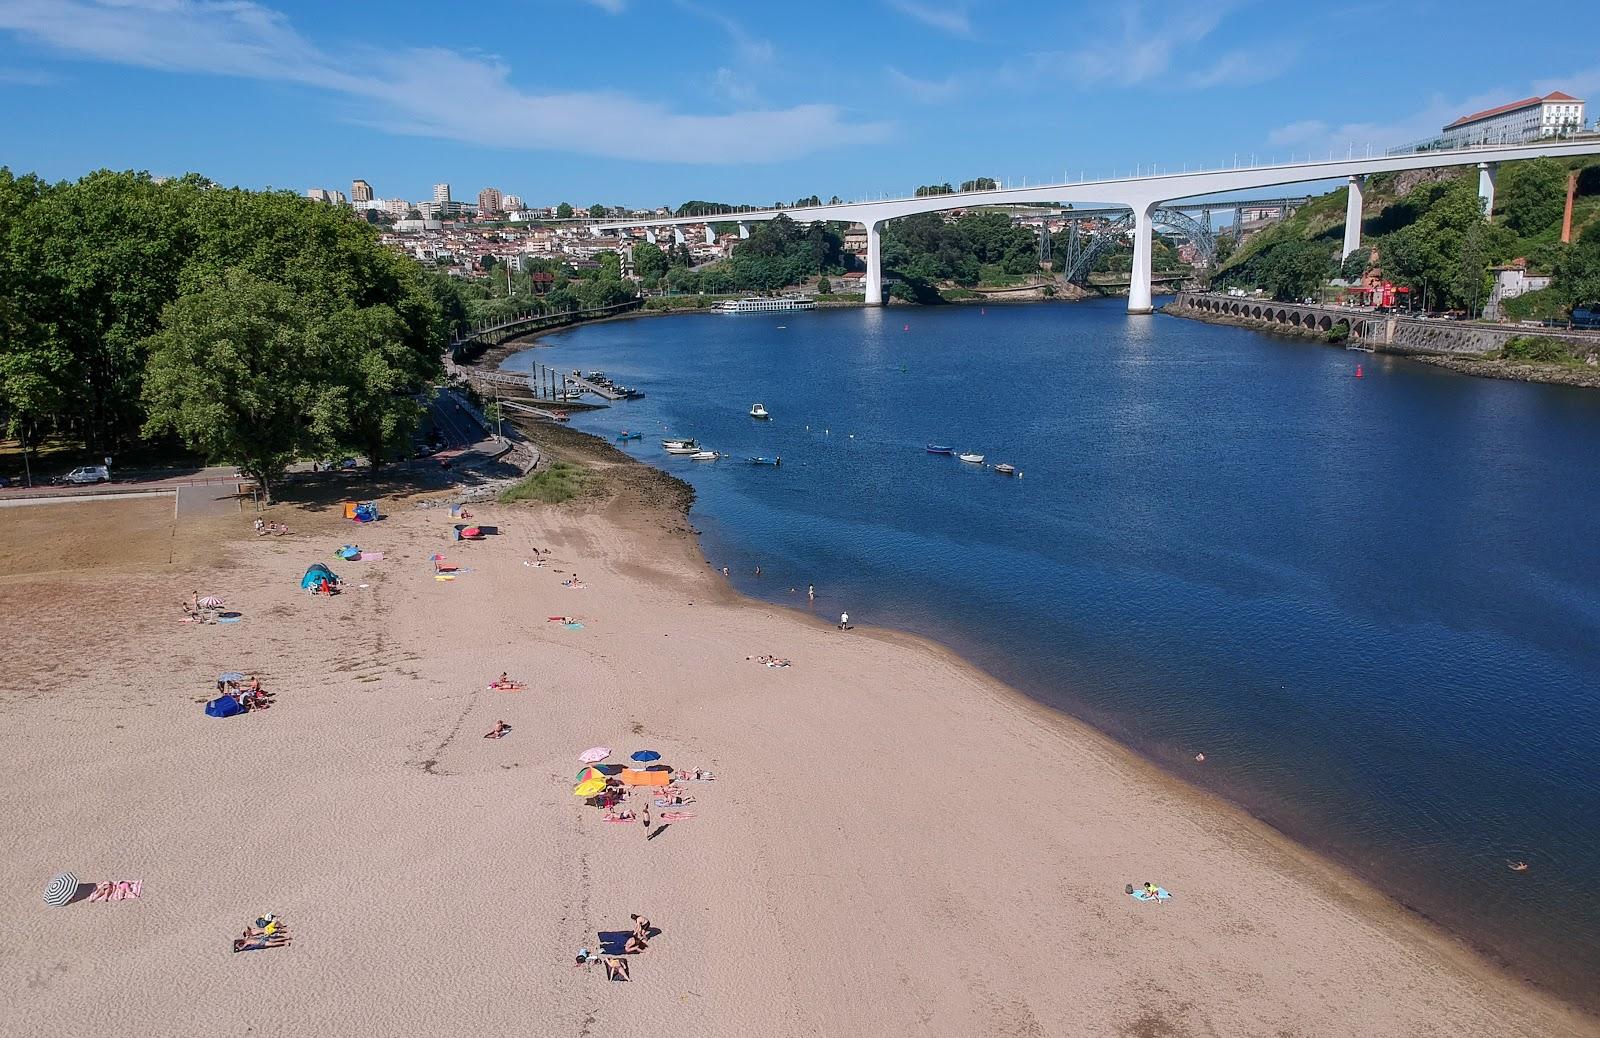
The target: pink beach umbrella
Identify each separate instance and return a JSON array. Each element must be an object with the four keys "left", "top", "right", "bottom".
[
  {"left": 578, "top": 747, "right": 611, "bottom": 764},
  {"left": 198, "top": 596, "right": 225, "bottom": 609}
]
